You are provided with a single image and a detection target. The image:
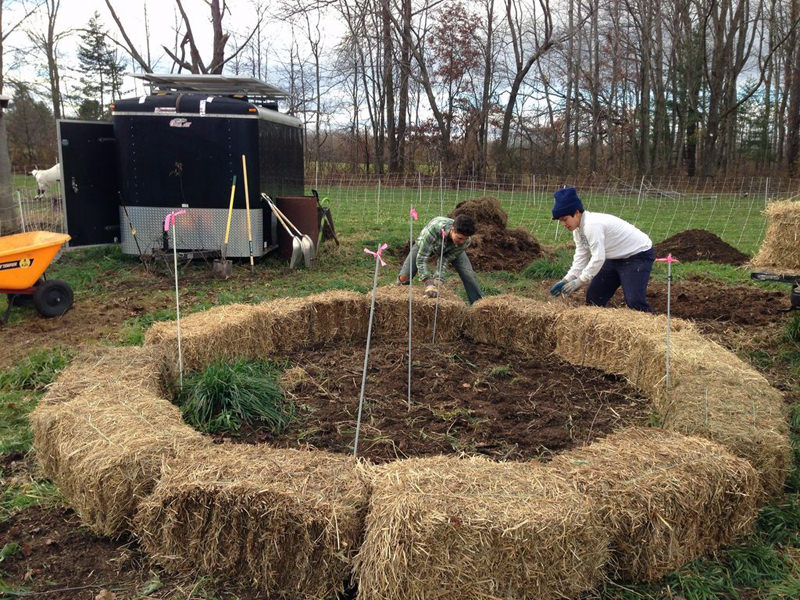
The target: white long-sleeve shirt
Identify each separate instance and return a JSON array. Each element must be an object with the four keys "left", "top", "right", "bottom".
[{"left": 565, "top": 211, "right": 652, "bottom": 284}]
